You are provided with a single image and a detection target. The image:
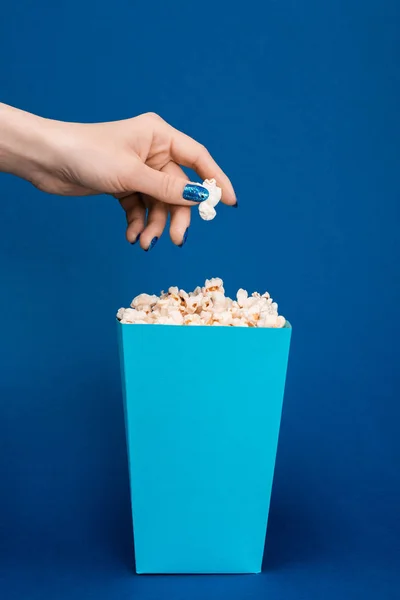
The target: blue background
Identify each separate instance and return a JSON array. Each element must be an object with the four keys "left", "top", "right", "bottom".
[{"left": 1, "top": 0, "right": 399, "bottom": 598}]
